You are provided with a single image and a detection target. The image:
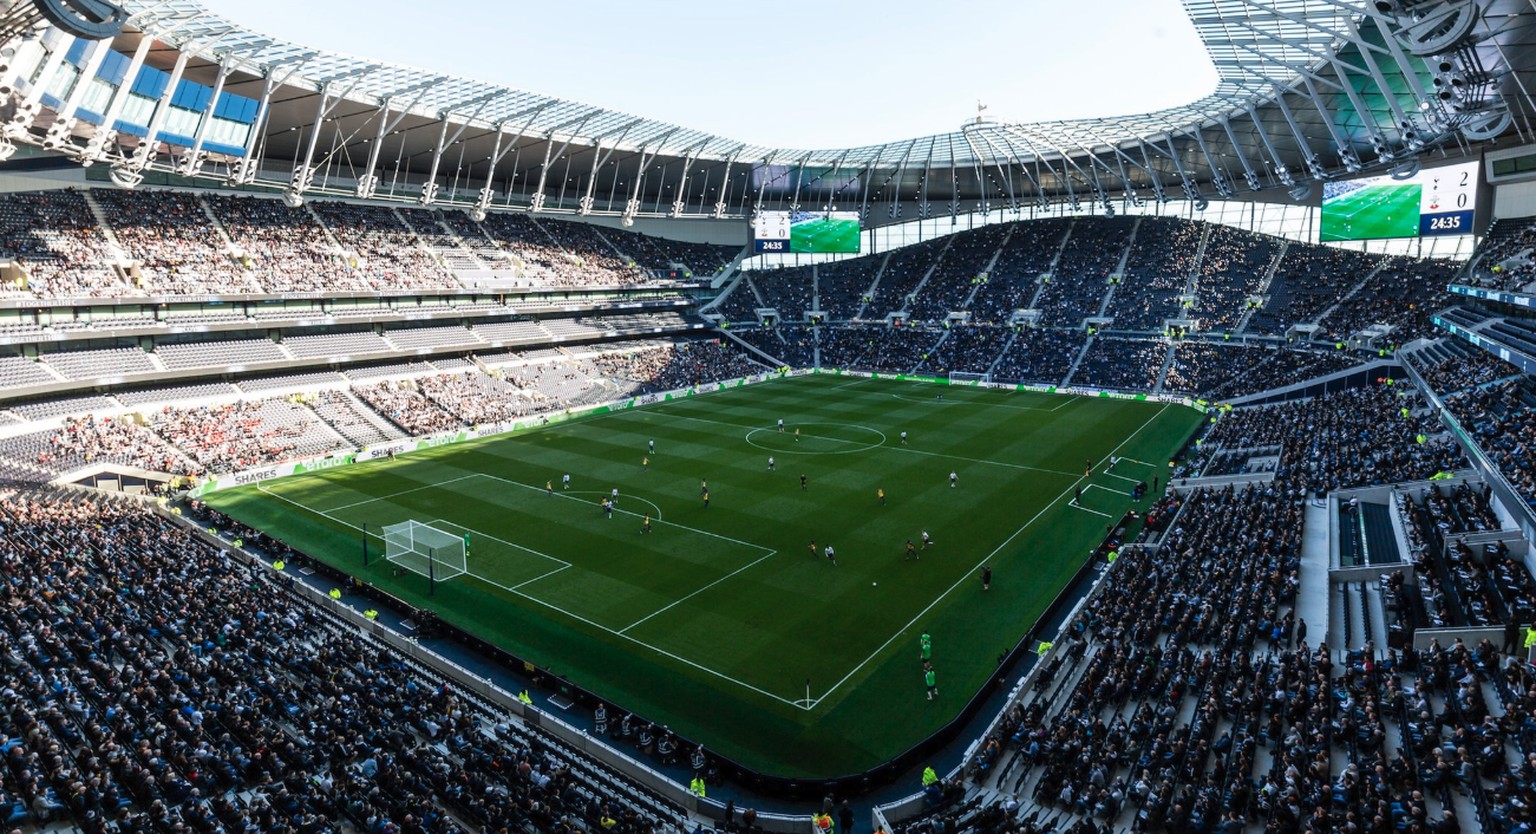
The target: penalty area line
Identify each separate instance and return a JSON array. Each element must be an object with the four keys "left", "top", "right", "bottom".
[
  {"left": 1086, "top": 483, "right": 1132, "bottom": 497},
  {"left": 255, "top": 484, "right": 807, "bottom": 709},
  {"left": 617, "top": 548, "right": 779, "bottom": 635},
  {"left": 806, "top": 402, "right": 1171, "bottom": 709}
]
